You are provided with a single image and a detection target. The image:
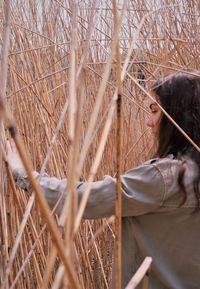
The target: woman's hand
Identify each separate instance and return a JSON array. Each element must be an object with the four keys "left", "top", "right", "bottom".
[{"left": 6, "top": 139, "right": 24, "bottom": 172}]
